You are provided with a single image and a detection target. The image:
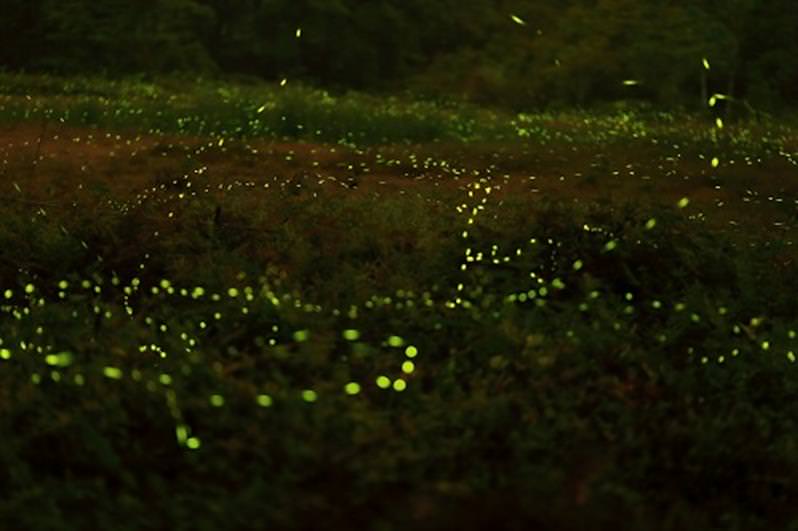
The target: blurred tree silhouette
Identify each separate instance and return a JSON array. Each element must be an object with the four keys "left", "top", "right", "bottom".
[
  {"left": 35, "top": 0, "right": 216, "bottom": 74},
  {"left": 0, "top": 0, "right": 794, "bottom": 110},
  {"left": 0, "top": 0, "right": 45, "bottom": 70}
]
